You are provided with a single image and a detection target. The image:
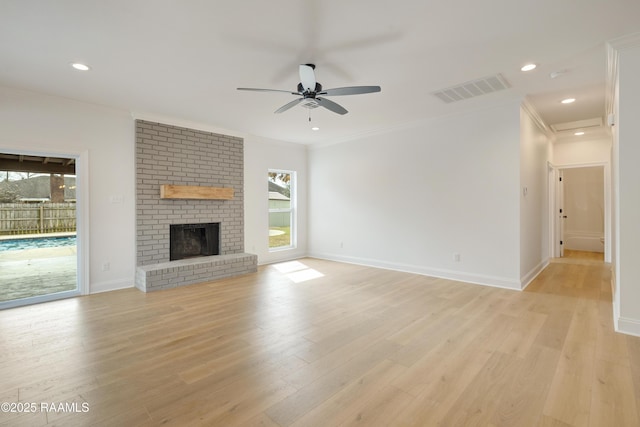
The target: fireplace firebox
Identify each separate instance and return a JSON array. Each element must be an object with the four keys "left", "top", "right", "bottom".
[{"left": 170, "top": 223, "right": 220, "bottom": 261}]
